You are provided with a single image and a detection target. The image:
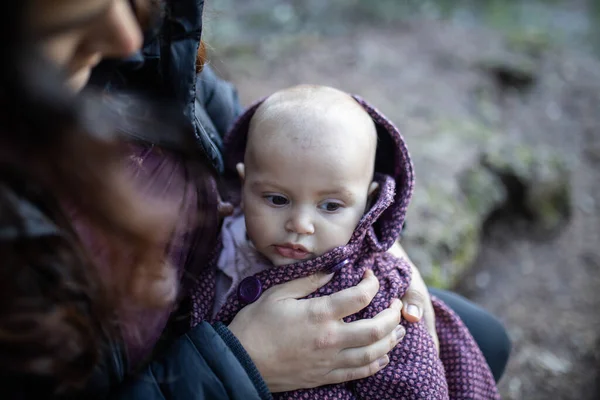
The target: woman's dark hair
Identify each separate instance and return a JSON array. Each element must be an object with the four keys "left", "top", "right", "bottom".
[{"left": 0, "top": 0, "right": 184, "bottom": 396}]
